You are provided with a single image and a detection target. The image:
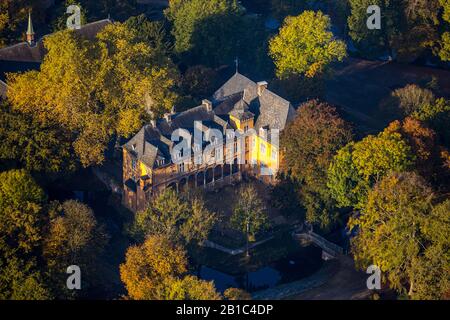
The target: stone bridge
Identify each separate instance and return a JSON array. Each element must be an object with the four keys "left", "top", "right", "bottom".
[{"left": 293, "top": 230, "right": 344, "bottom": 259}]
